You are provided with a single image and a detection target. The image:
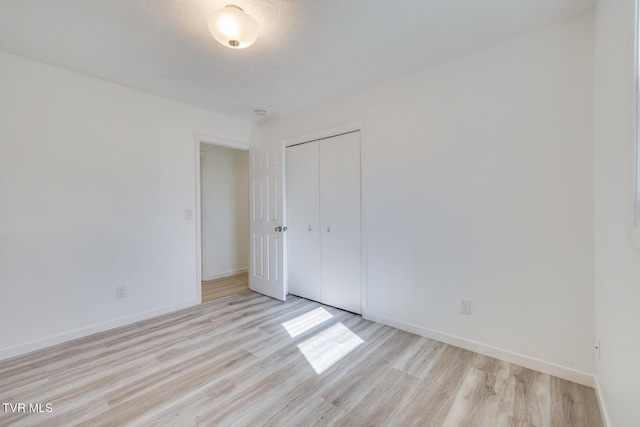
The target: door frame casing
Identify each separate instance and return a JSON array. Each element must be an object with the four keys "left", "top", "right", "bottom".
[
  {"left": 282, "top": 121, "right": 368, "bottom": 317},
  {"left": 194, "top": 134, "right": 250, "bottom": 304}
]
